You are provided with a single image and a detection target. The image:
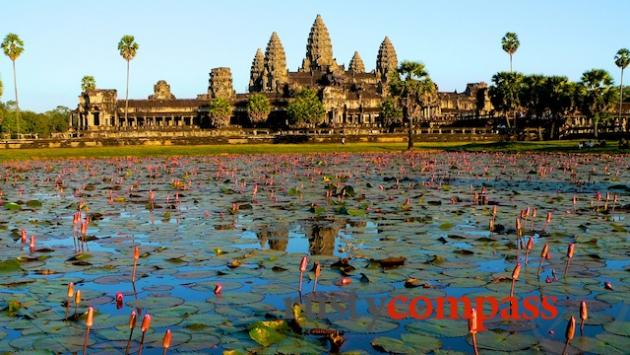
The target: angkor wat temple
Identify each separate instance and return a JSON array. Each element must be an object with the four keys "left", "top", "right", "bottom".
[{"left": 73, "top": 15, "right": 492, "bottom": 131}]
